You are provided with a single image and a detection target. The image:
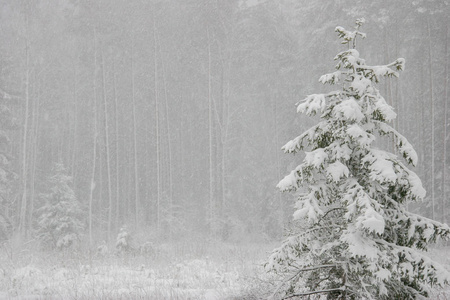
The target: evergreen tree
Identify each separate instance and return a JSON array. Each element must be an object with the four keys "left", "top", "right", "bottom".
[
  {"left": 267, "top": 19, "right": 450, "bottom": 299},
  {"left": 37, "top": 163, "right": 84, "bottom": 250},
  {"left": 0, "top": 89, "right": 18, "bottom": 241},
  {"left": 115, "top": 226, "right": 132, "bottom": 253}
]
